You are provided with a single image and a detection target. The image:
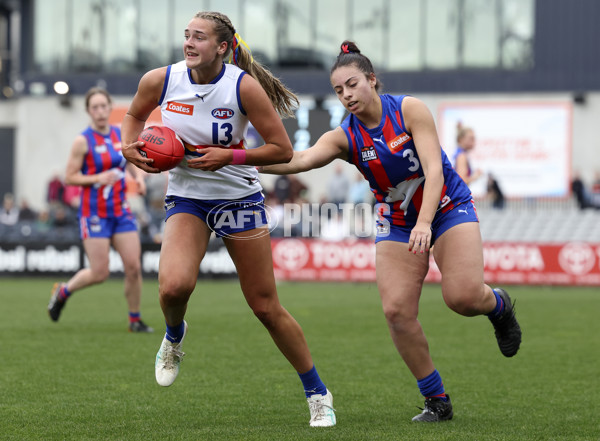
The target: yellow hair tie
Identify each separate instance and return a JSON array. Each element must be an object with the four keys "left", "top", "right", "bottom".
[{"left": 230, "top": 32, "right": 254, "bottom": 65}]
